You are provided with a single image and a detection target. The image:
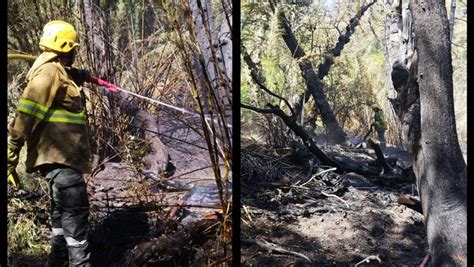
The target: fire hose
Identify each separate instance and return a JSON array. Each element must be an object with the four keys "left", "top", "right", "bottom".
[{"left": 8, "top": 53, "right": 232, "bottom": 128}]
